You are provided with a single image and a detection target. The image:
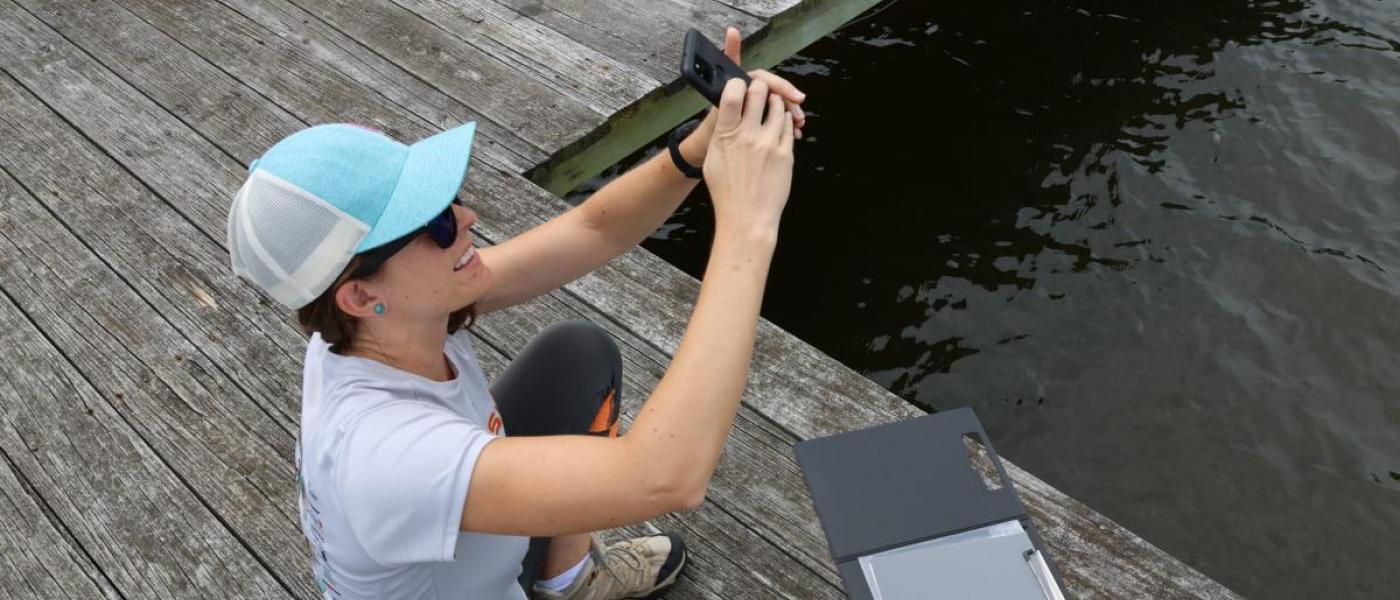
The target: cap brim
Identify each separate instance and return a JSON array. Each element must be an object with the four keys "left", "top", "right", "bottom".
[{"left": 354, "top": 121, "right": 477, "bottom": 253}]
